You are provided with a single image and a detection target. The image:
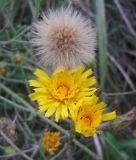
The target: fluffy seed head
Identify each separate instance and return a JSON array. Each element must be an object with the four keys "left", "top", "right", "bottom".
[{"left": 31, "top": 7, "right": 96, "bottom": 69}]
